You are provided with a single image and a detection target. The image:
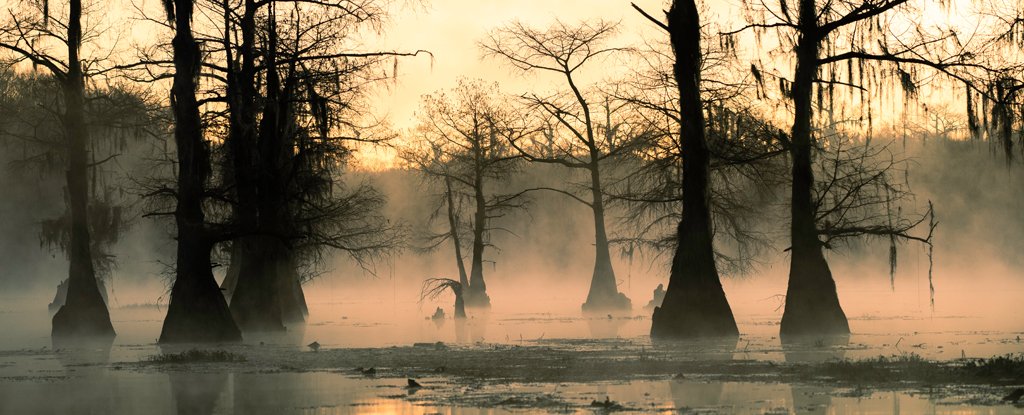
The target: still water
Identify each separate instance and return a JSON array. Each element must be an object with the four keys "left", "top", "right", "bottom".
[
  {"left": 2, "top": 368, "right": 1021, "bottom": 414},
  {"left": 1, "top": 292, "right": 1022, "bottom": 414}
]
